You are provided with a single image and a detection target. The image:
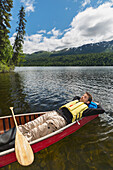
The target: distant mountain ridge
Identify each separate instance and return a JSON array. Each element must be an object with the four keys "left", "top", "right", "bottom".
[
  {"left": 21, "top": 40, "right": 113, "bottom": 66},
  {"left": 27, "top": 39, "right": 113, "bottom": 57},
  {"left": 49, "top": 40, "right": 113, "bottom": 57}
]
